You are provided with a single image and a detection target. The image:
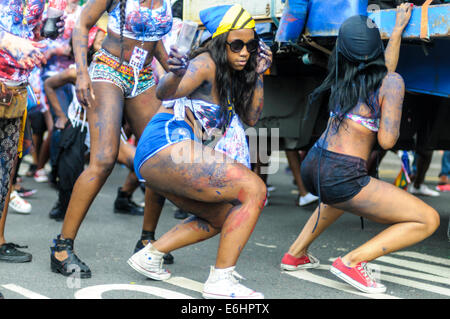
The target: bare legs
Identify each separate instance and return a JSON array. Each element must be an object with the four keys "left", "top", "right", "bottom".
[
  {"left": 286, "top": 177, "right": 439, "bottom": 267},
  {"left": 54, "top": 82, "right": 162, "bottom": 262},
  {"left": 138, "top": 141, "right": 267, "bottom": 268},
  {"left": 285, "top": 150, "right": 309, "bottom": 197}
]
